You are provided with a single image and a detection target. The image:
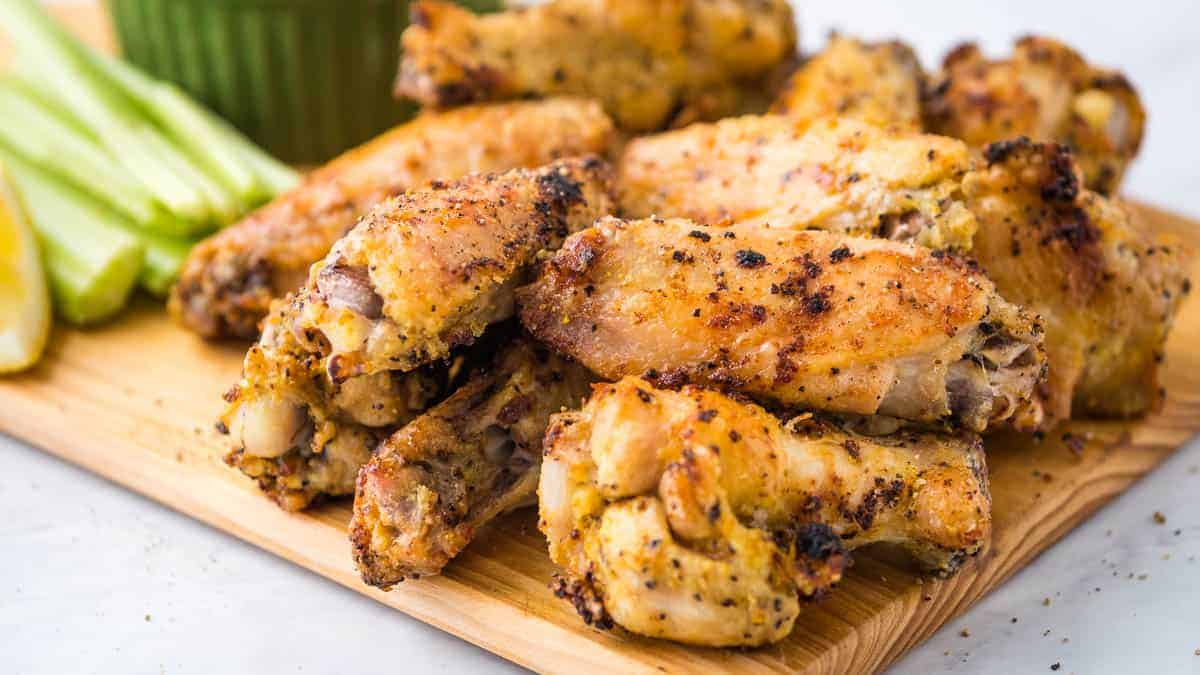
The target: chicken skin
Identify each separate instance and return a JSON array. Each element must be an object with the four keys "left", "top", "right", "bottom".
[
  {"left": 170, "top": 99, "right": 615, "bottom": 338},
  {"left": 222, "top": 295, "right": 471, "bottom": 510},
  {"left": 963, "top": 138, "right": 1189, "bottom": 422},
  {"left": 519, "top": 217, "right": 1046, "bottom": 432},
  {"left": 351, "top": 339, "right": 593, "bottom": 587},
  {"left": 539, "top": 377, "right": 991, "bottom": 646},
  {"left": 295, "top": 157, "right": 614, "bottom": 380},
  {"left": 617, "top": 116, "right": 978, "bottom": 251},
  {"left": 771, "top": 35, "right": 924, "bottom": 130},
  {"left": 925, "top": 36, "right": 1145, "bottom": 195},
  {"left": 394, "top": 0, "right": 796, "bottom": 132}
]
